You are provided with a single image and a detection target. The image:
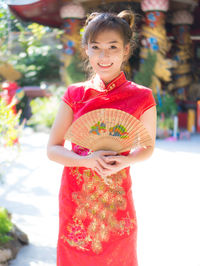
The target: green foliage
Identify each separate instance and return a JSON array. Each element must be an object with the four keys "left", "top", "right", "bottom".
[
  {"left": 134, "top": 52, "right": 157, "bottom": 88},
  {"left": 12, "top": 23, "right": 62, "bottom": 86},
  {"left": 0, "top": 6, "right": 30, "bottom": 57},
  {"left": 0, "top": 8, "right": 62, "bottom": 86},
  {"left": 27, "top": 84, "right": 66, "bottom": 129},
  {"left": 156, "top": 93, "right": 178, "bottom": 118},
  {"left": 27, "top": 96, "right": 60, "bottom": 128},
  {"left": 157, "top": 117, "right": 174, "bottom": 130},
  {"left": 14, "top": 46, "right": 61, "bottom": 86},
  {"left": 0, "top": 98, "right": 21, "bottom": 146},
  {"left": 66, "top": 54, "right": 85, "bottom": 85},
  {"left": 0, "top": 208, "right": 13, "bottom": 244},
  {"left": 0, "top": 8, "right": 10, "bottom": 57}
]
